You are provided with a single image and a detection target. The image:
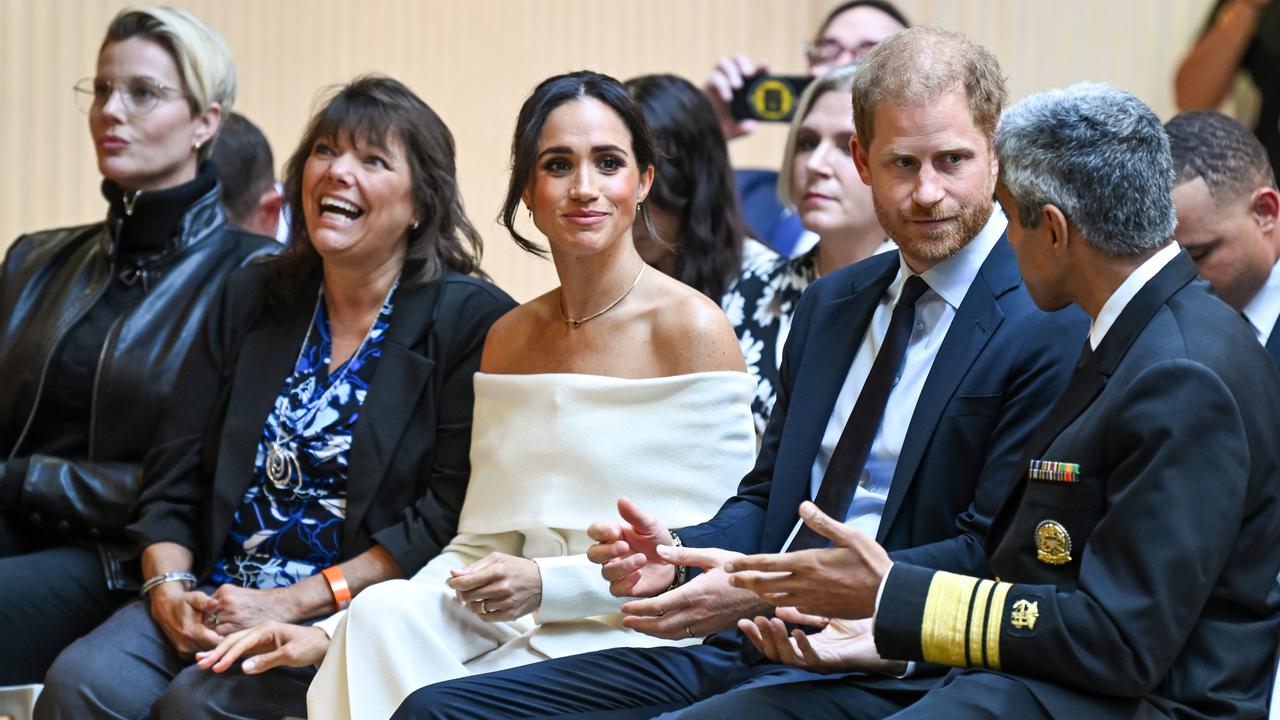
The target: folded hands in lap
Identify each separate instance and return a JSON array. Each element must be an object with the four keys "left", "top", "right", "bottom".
[{"left": 447, "top": 552, "right": 543, "bottom": 622}]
